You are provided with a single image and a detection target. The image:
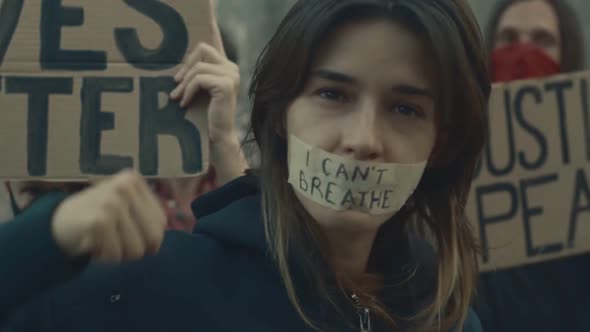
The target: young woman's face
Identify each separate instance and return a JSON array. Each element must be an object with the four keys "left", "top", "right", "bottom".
[
  {"left": 286, "top": 19, "right": 437, "bottom": 231},
  {"left": 494, "top": 0, "right": 560, "bottom": 63}
]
